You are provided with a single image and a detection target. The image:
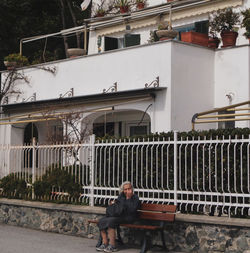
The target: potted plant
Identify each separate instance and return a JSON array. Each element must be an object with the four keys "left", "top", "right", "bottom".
[
  {"left": 67, "top": 48, "right": 86, "bottom": 58},
  {"left": 156, "top": 21, "right": 178, "bottom": 41},
  {"left": 95, "top": 7, "right": 105, "bottom": 17},
  {"left": 208, "top": 15, "right": 221, "bottom": 49},
  {"left": 136, "top": 0, "right": 146, "bottom": 10},
  {"left": 209, "top": 8, "right": 240, "bottom": 48},
  {"left": 241, "top": 9, "right": 250, "bottom": 42},
  {"left": 115, "top": 0, "right": 130, "bottom": 14},
  {"left": 181, "top": 30, "right": 209, "bottom": 47},
  {"left": 4, "top": 53, "right": 29, "bottom": 70},
  {"left": 93, "top": 1, "right": 107, "bottom": 18}
]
